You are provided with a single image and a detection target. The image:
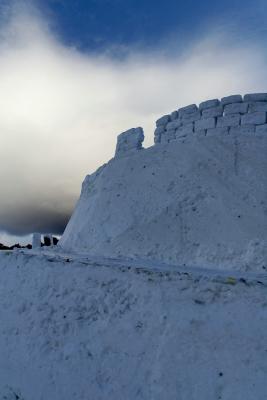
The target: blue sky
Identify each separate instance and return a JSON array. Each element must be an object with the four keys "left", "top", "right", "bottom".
[
  {"left": 36, "top": 0, "right": 266, "bottom": 52},
  {"left": 37, "top": 0, "right": 267, "bottom": 50},
  {"left": 0, "top": 0, "right": 267, "bottom": 244},
  {"left": 40, "top": 0, "right": 240, "bottom": 49},
  {"left": 1, "top": 0, "right": 267, "bottom": 53}
]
